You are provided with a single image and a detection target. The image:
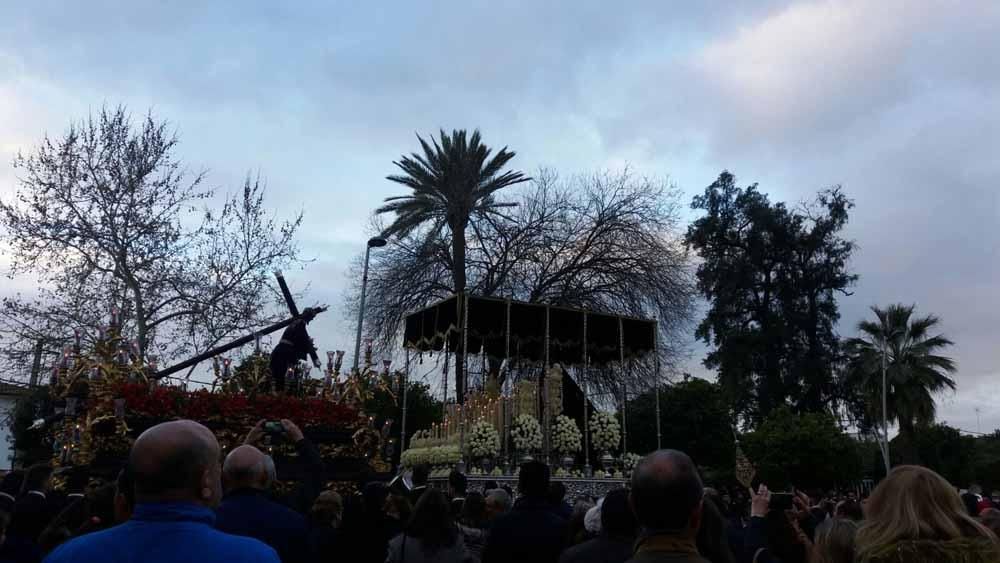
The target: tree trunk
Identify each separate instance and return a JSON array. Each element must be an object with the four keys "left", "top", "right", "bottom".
[{"left": 452, "top": 224, "right": 467, "bottom": 404}]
